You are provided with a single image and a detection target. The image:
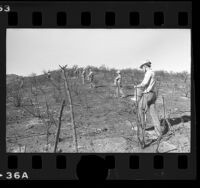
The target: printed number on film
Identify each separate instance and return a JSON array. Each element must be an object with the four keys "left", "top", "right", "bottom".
[
  {"left": 6, "top": 172, "right": 29, "bottom": 180},
  {"left": 0, "top": 5, "right": 10, "bottom": 12}
]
